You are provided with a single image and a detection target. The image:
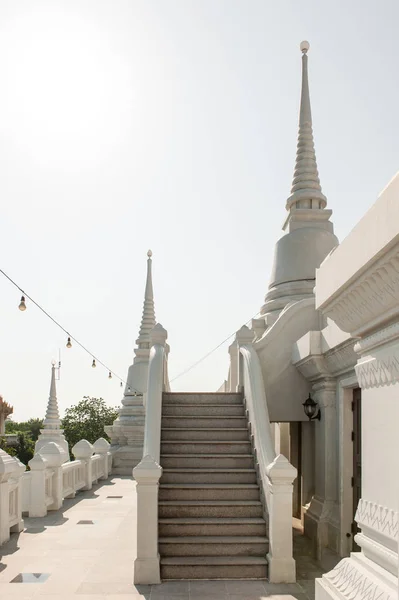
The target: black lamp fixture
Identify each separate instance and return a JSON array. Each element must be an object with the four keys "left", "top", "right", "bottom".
[{"left": 303, "top": 393, "right": 321, "bottom": 421}]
